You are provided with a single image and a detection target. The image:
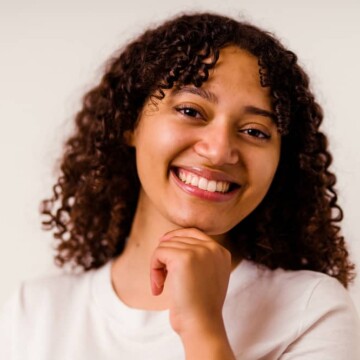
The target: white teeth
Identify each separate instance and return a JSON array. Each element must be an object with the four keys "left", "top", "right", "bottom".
[
  {"left": 185, "top": 173, "right": 192, "bottom": 184},
  {"left": 191, "top": 176, "right": 199, "bottom": 187},
  {"left": 207, "top": 180, "right": 217, "bottom": 192},
  {"left": 177, "top": 169, "right": 232, "bottom": 194},
  {"left": 198, "top": 177, "right": 208, "bottom": 190}
]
